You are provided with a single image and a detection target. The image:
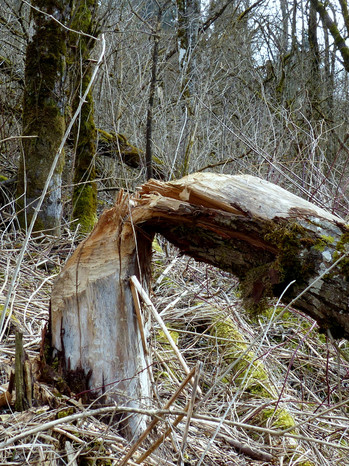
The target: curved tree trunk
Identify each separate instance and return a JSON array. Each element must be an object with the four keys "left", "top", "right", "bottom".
[
  {"left": 310, "top": 0, "right": 349, "bottom": 73},
  {"left": 49, "top": 172, "right": 349, "bottom": 437},
  {"left": 137, "top": 174, "right": 349, "bottom": 338}
]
